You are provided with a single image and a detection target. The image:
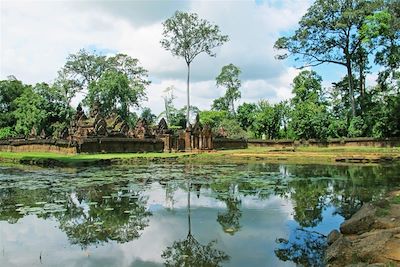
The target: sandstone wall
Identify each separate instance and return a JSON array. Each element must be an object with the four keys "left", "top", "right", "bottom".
[
  {"left": 0, "top": 138, "right": 164, "bottom": 154},
  {"left": 213, "top": 138, "right": 248, "bottom": 150},
  {"left": 248, "top": 137, "right": 400, "bottom": 148},
  {"left": 0, "top": 139, "right": 76, "bottom": 154},
  {"left": 77, "top": 138, "right": 164, "bottom": 153}
]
